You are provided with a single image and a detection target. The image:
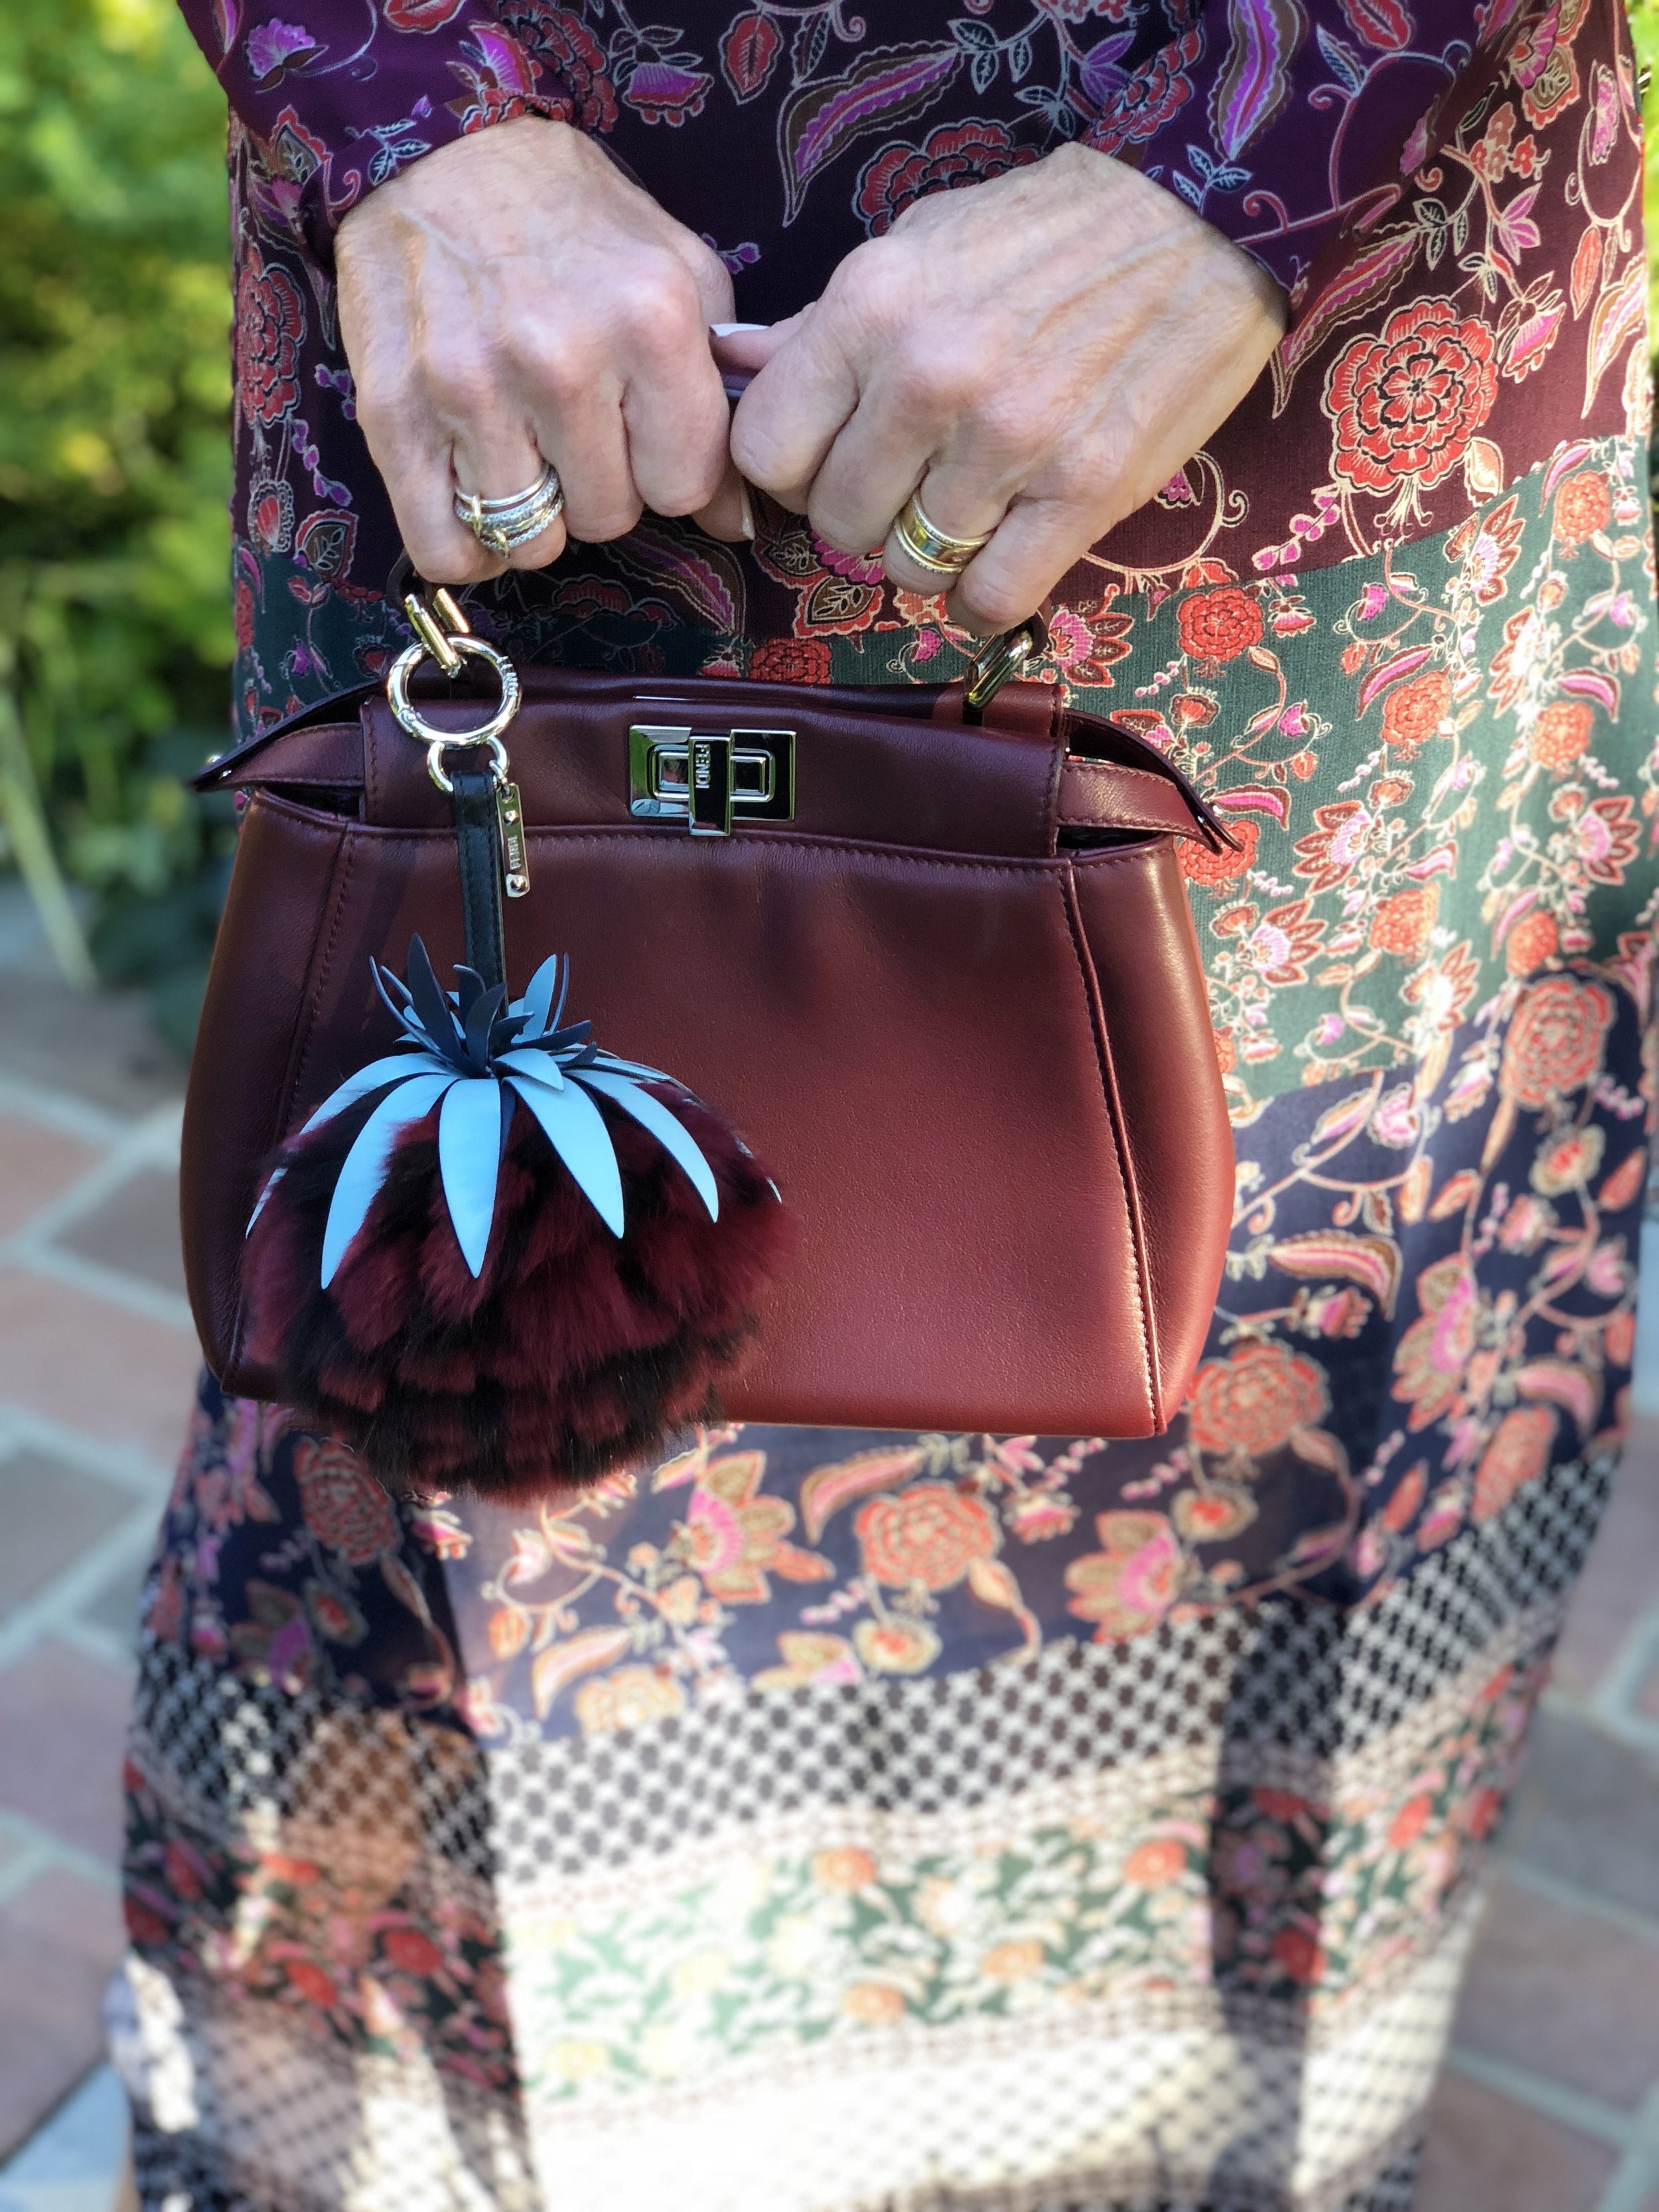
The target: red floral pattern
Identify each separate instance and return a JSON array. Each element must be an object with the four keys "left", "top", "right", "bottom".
[
  {"left": 1500, "top": 974, "right": 1615, "bottom": 1104},
  {"left": 293, "top": 1438, "right": 401, "bottom": 1564},
  {"left": 855, "top": 1483, "right": 999, "bottom": 1591},
  {"left": 1186, "top": 1341, "right": 1329, "bottom": 1458},
  {"left": 855, "top": 121, "right": 1037, "bottom": 238},
  {"left": 234, "top": 244, "right": 304, "bottom": 428},
  {"left": 1325, "top": 300, "right": 1500, "bottom": 496},
  {"left": 1178, "top": 587, "right": 1265, "bottom": 664}
]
